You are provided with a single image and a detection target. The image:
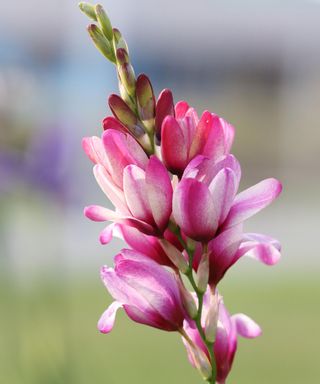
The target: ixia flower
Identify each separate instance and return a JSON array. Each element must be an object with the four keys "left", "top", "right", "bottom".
[
  {"left": 83, "top": 129, "right": 173, "bottom": 235},
  {"left": 98, "top": 250, "right": 186, "bottom": 333},
  {"left": 183, "top": 291, "right": 261, "bottom": 383},
  {"left": 173, "top": 154, "right": 282, "bottom": 242},
  {"left": 160, "top": 97, "right": 235, "bottom": 176}
]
